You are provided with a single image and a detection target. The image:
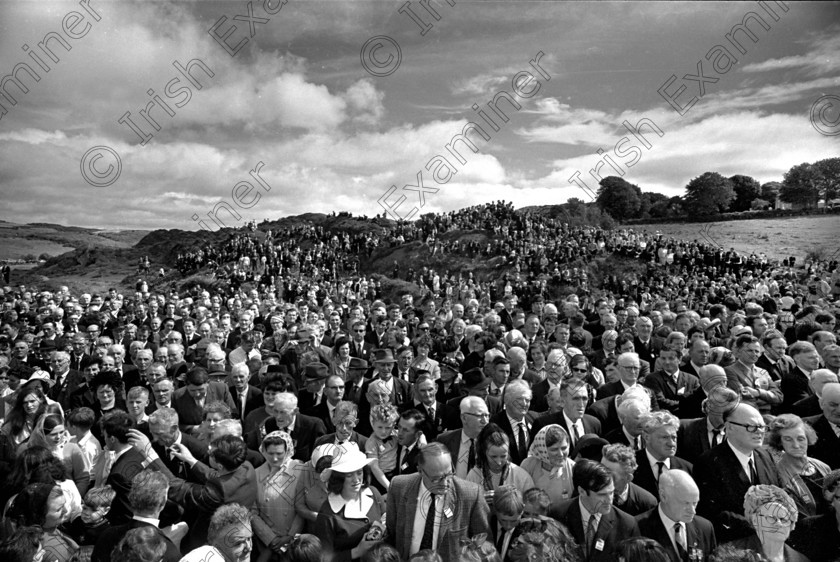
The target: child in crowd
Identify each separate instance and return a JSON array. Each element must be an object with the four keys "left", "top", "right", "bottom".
[{"left": 365, "top": 404, "right": 399, "bottom": 493}]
